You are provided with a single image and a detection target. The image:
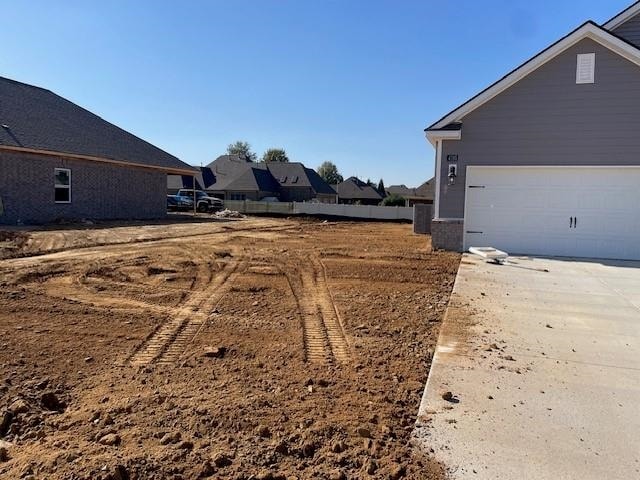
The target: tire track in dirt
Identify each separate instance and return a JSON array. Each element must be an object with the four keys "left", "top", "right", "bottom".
[
  {"left": 129, "top": 253, "right": 247, "bottom": 366},
  {"left": 281, "top": 256, "right": 349, "bottom": 365},
  {"left": 2, "top": 221, "right": 299, "bottom": 264},
  {"left": 36, "top": 245, "right": 211, "bottom": 316}
]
